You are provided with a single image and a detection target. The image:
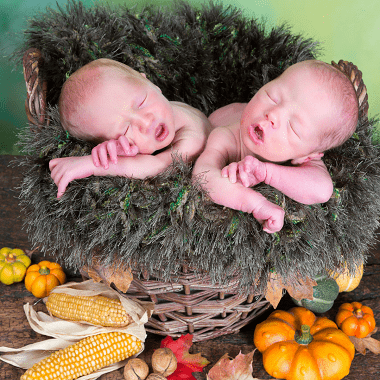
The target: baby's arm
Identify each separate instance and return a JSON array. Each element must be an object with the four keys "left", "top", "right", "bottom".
[
  {"left": 49, "top": 152, "right": 174, "bottom": 199},
  {"left": 223, "top": 156, "right": 333, "bottom": 204},
  {"left": 265, "top": 159, "right": 333, "bottom": 204},
  {"left": 192, "top": 128, "right": 285, "bottom": 233}
]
